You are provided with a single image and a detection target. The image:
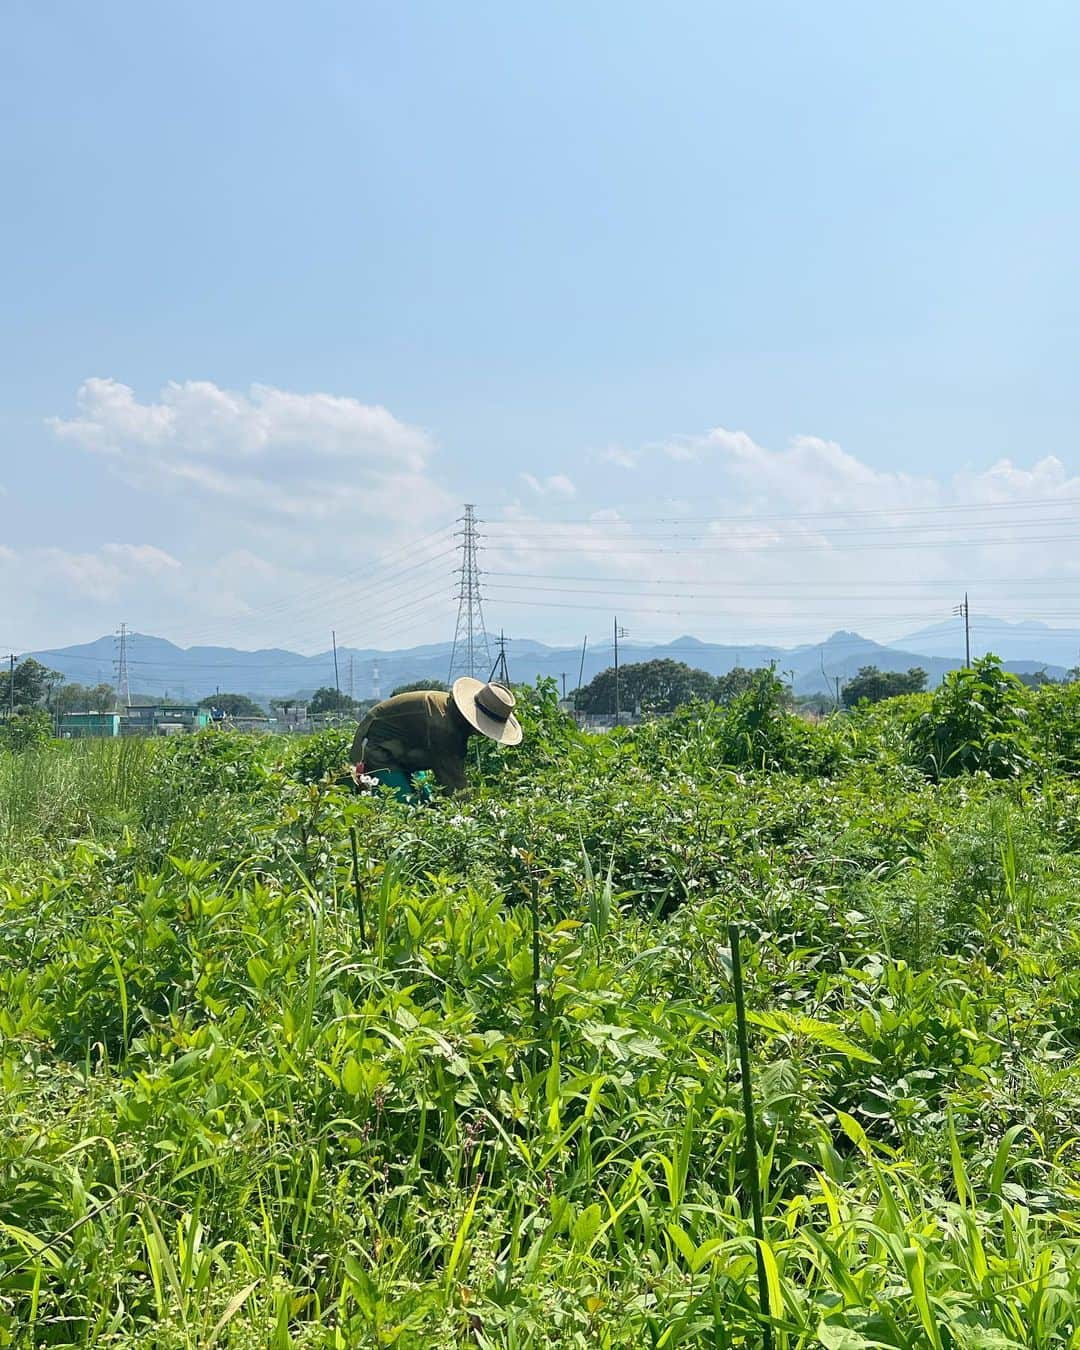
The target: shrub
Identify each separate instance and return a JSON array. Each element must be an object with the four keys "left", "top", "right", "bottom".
[
  {"left": 0, "top": 709, "right": 52, "bottom": 752},
  {"left": 284, "top": 725, "right": 356, "bottom": 784},
  {"left": 1030, "top": 679, "right": 1080, "bottom": 775},
  {"left": 910, "top": 655, "right": 1034, "bottom": 779}
]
